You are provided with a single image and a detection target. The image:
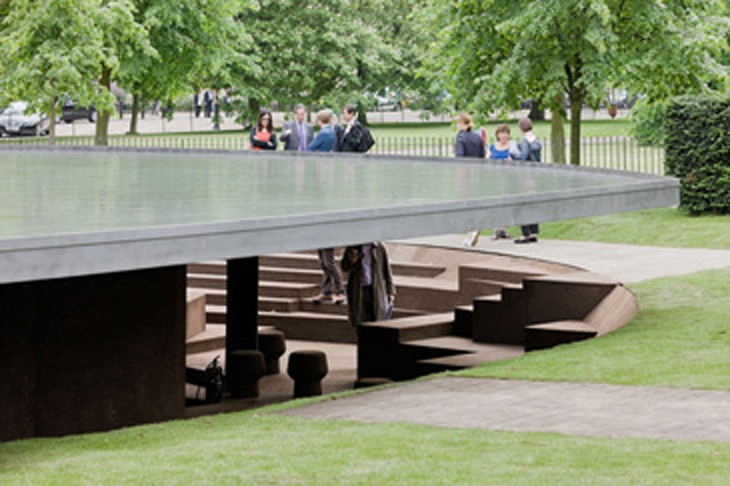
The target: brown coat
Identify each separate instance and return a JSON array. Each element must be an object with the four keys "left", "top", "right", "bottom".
[{"left": 341, "top": 243, "right": 396, "bottom": 326}]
